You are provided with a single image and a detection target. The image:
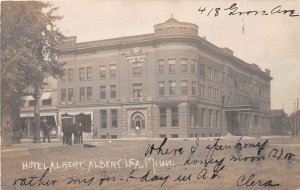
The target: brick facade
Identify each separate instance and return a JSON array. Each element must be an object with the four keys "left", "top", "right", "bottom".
[{"left": 56, "top": 17, "right": 272, "bottom": 138}]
